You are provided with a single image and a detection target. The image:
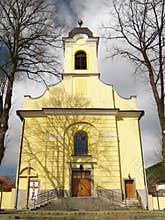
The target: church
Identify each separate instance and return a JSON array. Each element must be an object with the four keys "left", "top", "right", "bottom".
[{"left": 15, "top": 23, "right": 148, "bottom": 209}]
